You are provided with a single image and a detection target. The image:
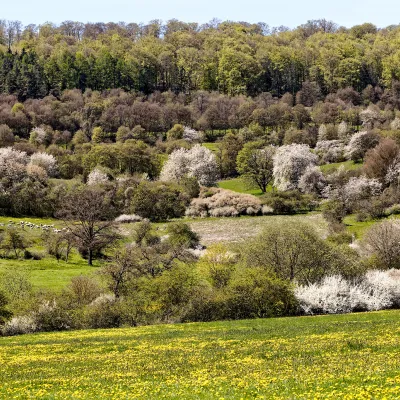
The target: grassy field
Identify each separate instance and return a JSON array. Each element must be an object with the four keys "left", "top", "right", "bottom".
[
  {"left": 0, "top": 216, "right": 97, "bottom": 290},
  {"left": 1, "top": 310, "right": 399, "bottom": 399},
  {"left": 320, "top": 160, "right": 363, "bottom": 174},
  {"left": 217, "top": 177, "right": 269, "bottom": 196}
]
